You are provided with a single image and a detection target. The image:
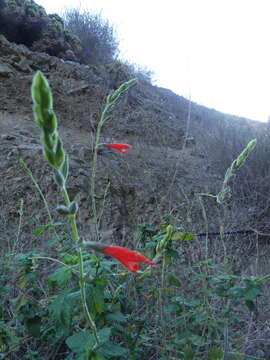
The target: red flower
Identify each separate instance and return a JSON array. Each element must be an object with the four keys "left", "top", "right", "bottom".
[
  {"left": 106, "top": 143, "right": 133, "bottom": 153},
  {"left": 101, "top": 245, "right": 157, "bottom": 272}
]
